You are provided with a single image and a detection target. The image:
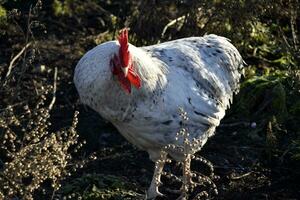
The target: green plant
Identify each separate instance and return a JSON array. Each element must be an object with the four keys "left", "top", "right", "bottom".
[
  {"left": 60, "top": 173, "right": 143, "bottom": 200},
  {"left": 0, "top": 5, "right": 7, "bottom": 26}
]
